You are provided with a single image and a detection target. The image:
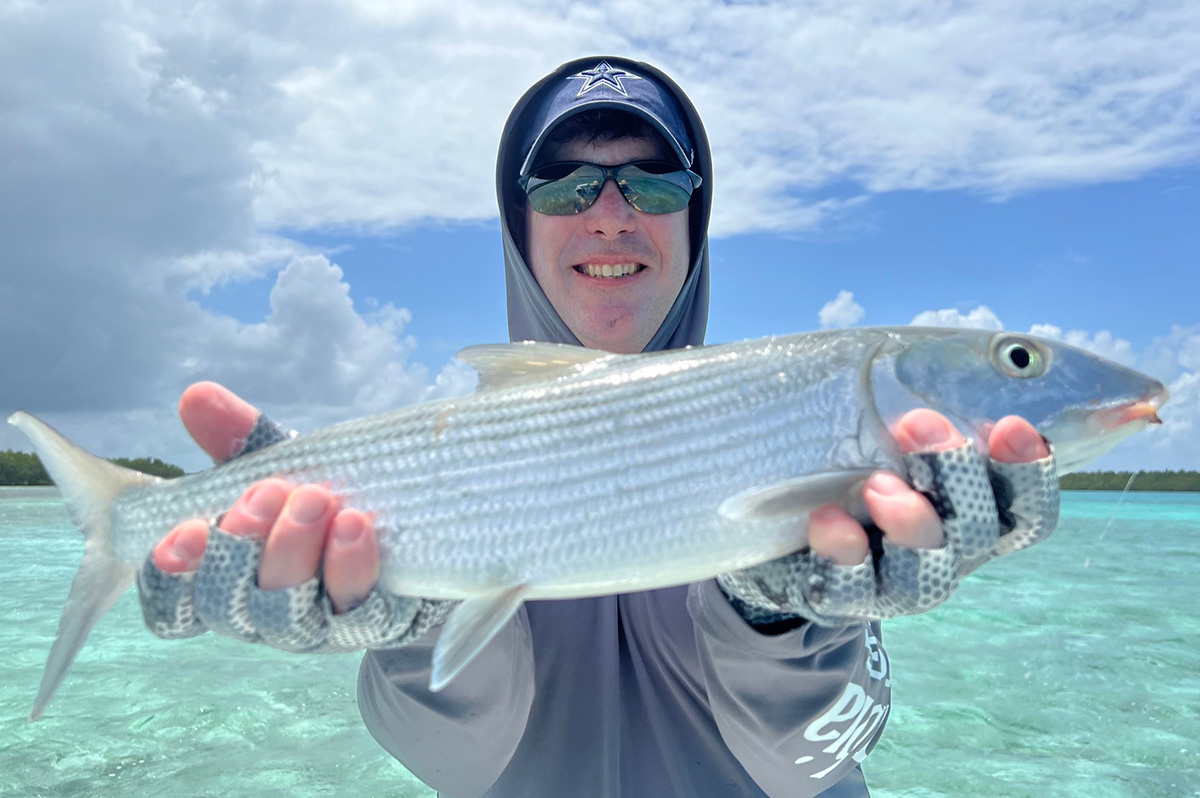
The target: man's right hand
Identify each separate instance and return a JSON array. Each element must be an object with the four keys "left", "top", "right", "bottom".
[{"left": 152, "top": 382, "right": 380, "bottom": 615}]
